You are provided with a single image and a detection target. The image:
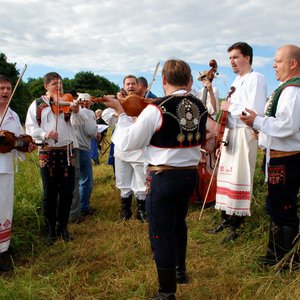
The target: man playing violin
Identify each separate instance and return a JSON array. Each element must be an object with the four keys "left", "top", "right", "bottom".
[
  {"left": 25, "top": 72, "right": 85, "bottom": 246},
  {"left": 104, "top": 74, "right": 148, "bottom": 222},
  {"left": 102, "top": 60, "right": 207, "bottom": 300},
  {"left": 210, "top": 42, "right": 267, "bottom": 243},
  {"left": 0, "top": 74, "right": 35, "bottom": 272}
]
